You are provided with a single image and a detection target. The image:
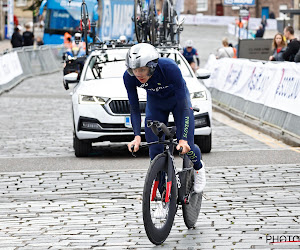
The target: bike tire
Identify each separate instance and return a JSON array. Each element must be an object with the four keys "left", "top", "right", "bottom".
[
  {"left": 143, "top": 153, "right": 177, "bottom": 245},
  {"left": 182, "top": 161, "right": 203, "bottom": 229},
  {"left": 81, "top": 4, "right": 88, "bottom": 55},
  {"left": 149, "top": 0, "right": 157, "bottom": 45},
  {"left": 162, "top": 0, "right": 169, "bottom": 42},
  {"left": 169, "top": 9, "right": 176, "bottom": 44},
  {"left": 134, "top": 0, "right": 144, "bottom": 43}
]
